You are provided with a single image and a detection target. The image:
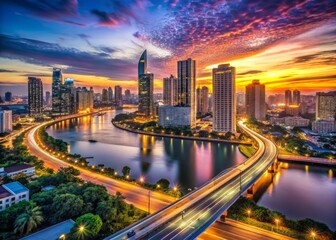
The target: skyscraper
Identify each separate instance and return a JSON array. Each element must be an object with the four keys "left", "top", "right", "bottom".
[
  {"left": 196, "top": 87, "right": 209, "bottom": 116},
  {"left": 285, "top": 90, "right": 292, "bottom": 106},
  {"left": 138, "top": 50, "right": 147, "bottom": 76},
  {"left": 102, "top": 88, "right": 108, "bottom": 103},
  {"left": 177, "top": 58, "right": 196, "bottom": 128},
  {"left": 138, "top": 50, "right": 153, "bottom": 116},
  {"left": 115, "top": 85, "right": 123, "bottom": 107},
  {"left": 212, "top": 64, "right": 236, "bottom": 132},
  {"left": 163, "top": 75, "right": 178, "bottom": 106},
  {"left": 28, "top": 77, "right": 43, "bottom": 116},
  {"left": 5, "top": 92, "right": 12, "bottom": 102},
  {"left": 316, "top": 91, "right": 336, "bottom": 120},
  {"left": 60, "top": 78, "right": 76, "bottom": 115},
  {"left": 108, "top": 87, "right": 113, "bottom": 103},
  {"left": 125, "top": 89, "right": 131, "bottom": 104},
  {"left": 45, "top": 91, "right": 51, "bottom": 106},
  {"left": 139, "top": 73, "right": 154, "bottom": 116},
  {"left": 76, "top": 87, "right": 93, "bottom": 112},
  {"left": 52, "top": 68, "right": 63, "bottom": 114},
  {"left": 0, "top": 110, "right": 12, "bottom": 133},
  {"left": 245, "top": 80, "right": 266, "bottom": 120},
  {"left": 293, "top": 90, "right": 301, "bottom": 105}
]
